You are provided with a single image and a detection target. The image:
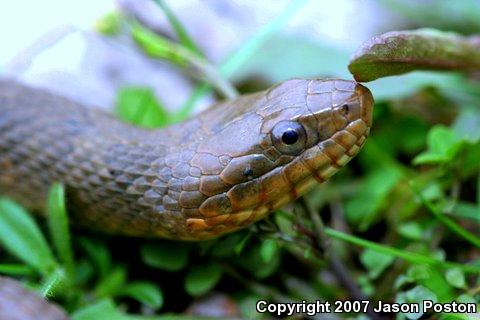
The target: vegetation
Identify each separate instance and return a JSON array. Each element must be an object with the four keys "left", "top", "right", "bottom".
[{"left": 0, "top": 0, "right": 479, "bottom": 319}]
